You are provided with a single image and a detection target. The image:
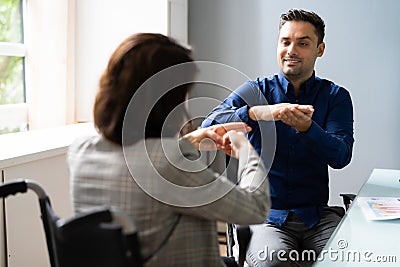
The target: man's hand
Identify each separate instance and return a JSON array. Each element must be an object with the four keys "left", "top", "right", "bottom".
[
  {"left": 183, "top": 122, "right": 251, "bottom": 153},
  {"left": 249, "top": 103, "right": 293, "bottom": 121},
  {"left": 278, "top": 105, "right": 314, "bottom": 132},
  {"left": 249, "top": 103, "right": 314, "bottom": 132}
]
